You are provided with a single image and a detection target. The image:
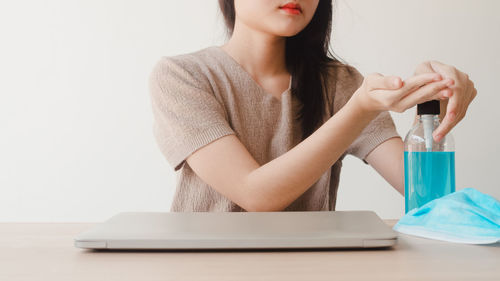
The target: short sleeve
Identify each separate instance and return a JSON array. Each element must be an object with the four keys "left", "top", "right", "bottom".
[
  {"left": 332, "top": 65, "right": 401, "bottom": 164},
  {"left": 148, "top": 57, "right": 235, "bottom": 171},
  {"left": 346, "top": 111, "right": 401, "bottom": 163}
]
